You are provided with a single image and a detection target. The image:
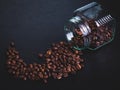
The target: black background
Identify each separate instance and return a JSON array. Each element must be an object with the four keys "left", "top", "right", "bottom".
[{"left": 0, "top": 0, "right": 120, "bottom": 90}]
